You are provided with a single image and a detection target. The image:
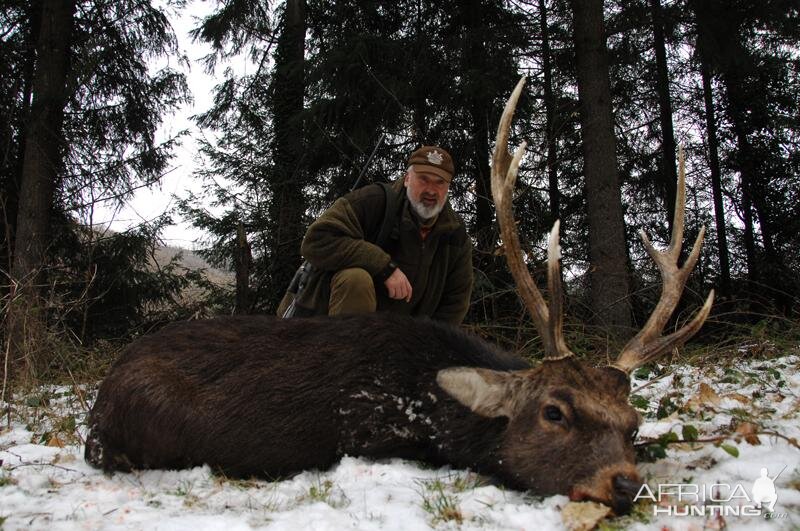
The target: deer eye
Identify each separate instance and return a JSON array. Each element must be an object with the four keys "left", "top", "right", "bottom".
[{"left": 543, "top": 405, "right": 564, "bottom": 422}]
